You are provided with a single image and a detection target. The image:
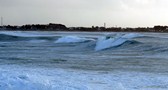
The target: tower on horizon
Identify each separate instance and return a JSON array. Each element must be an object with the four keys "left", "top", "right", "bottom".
[{"left": 104, "top": 23, "right": 106, "bottom": 28}]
